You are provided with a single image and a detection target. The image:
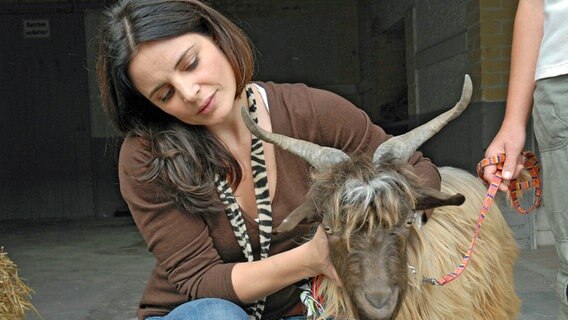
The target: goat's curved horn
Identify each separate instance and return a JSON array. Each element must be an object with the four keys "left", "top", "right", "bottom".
[
  {"left": 241, "top": 107, "right": 349, "bottom": 170},
  {"left": 373, "top": 74, "right": 473, "bottom": 163}
]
